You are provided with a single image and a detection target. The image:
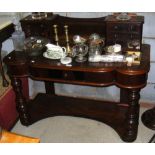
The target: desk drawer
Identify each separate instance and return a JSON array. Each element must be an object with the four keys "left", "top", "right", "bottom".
[
  {"left": 107, "top": 23, "right": 141, "bottom": 33},
  {"left": 107, "top": 33, "right": 141, "bottom": 41},
  {"left": 106, "top": 32, "right": 141, "bottom": 48},
  {"left": 29, "top": 67, "right": 115, "bottom": 86}
]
